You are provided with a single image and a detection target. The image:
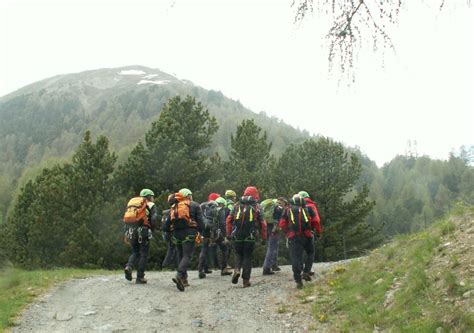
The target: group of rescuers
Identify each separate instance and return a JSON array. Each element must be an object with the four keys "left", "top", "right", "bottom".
[{"left": 123, "top": 186, "right": 321, "bottom": 291}]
